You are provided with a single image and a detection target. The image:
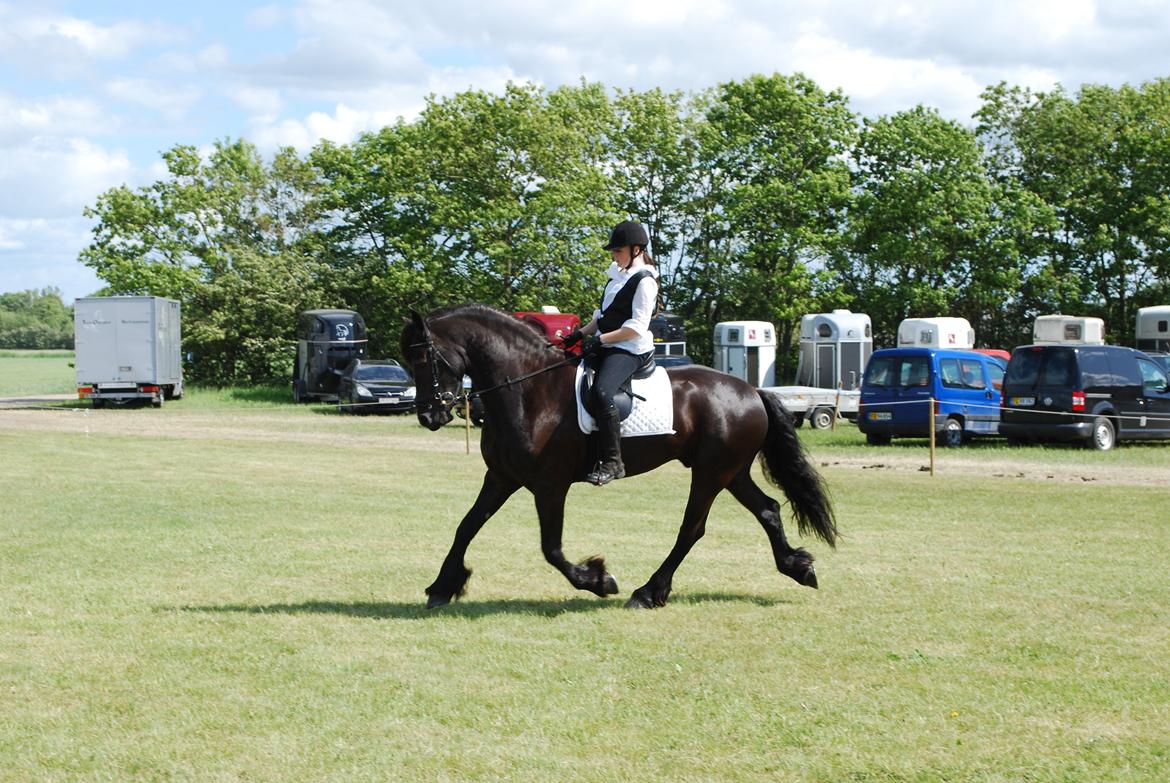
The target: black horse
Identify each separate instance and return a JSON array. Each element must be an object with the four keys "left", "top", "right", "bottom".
[{"left": 400, "top": 304, "right": 838, "bottom": 609}]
